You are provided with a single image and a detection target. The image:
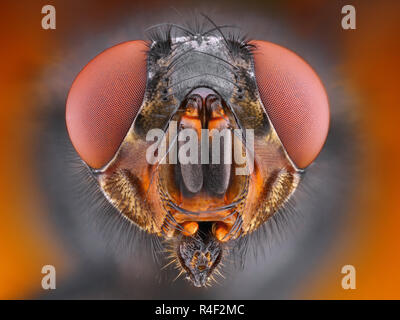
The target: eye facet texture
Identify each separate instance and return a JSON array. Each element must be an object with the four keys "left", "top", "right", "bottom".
[
  {"left": 66, "top": 41, "right": 147, "bottom": 169},
  {"left": 252, "top": 40, "right": 330, "bottom": 168}
]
